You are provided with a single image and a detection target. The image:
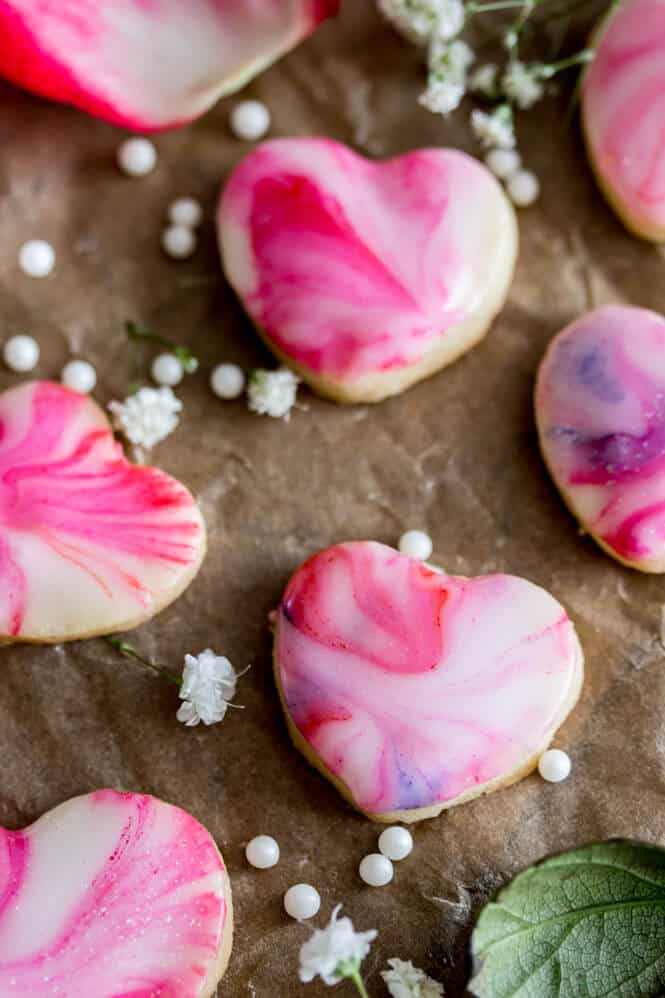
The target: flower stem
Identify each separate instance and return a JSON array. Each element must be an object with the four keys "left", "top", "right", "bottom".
[
  {"left": 124, "top": 320, "right": 199, "bottom": 374},
  {"left": 103, "top": 636, "right": 181, "bottom": 688},
  {"left": 469, "top": 0, "right": 534, "bottom": 11},
  {"left": 349, "top": 972, "right": 370, "bottom": 998},
  {"left": 539, "top": 49, "right": 595, "bottom": 78}
]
